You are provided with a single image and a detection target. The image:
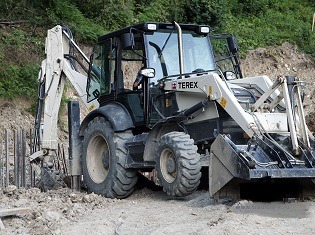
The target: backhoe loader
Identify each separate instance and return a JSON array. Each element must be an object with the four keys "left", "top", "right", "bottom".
[{"left": 31, "top": 22, "right": 315, "bottom": 199}]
